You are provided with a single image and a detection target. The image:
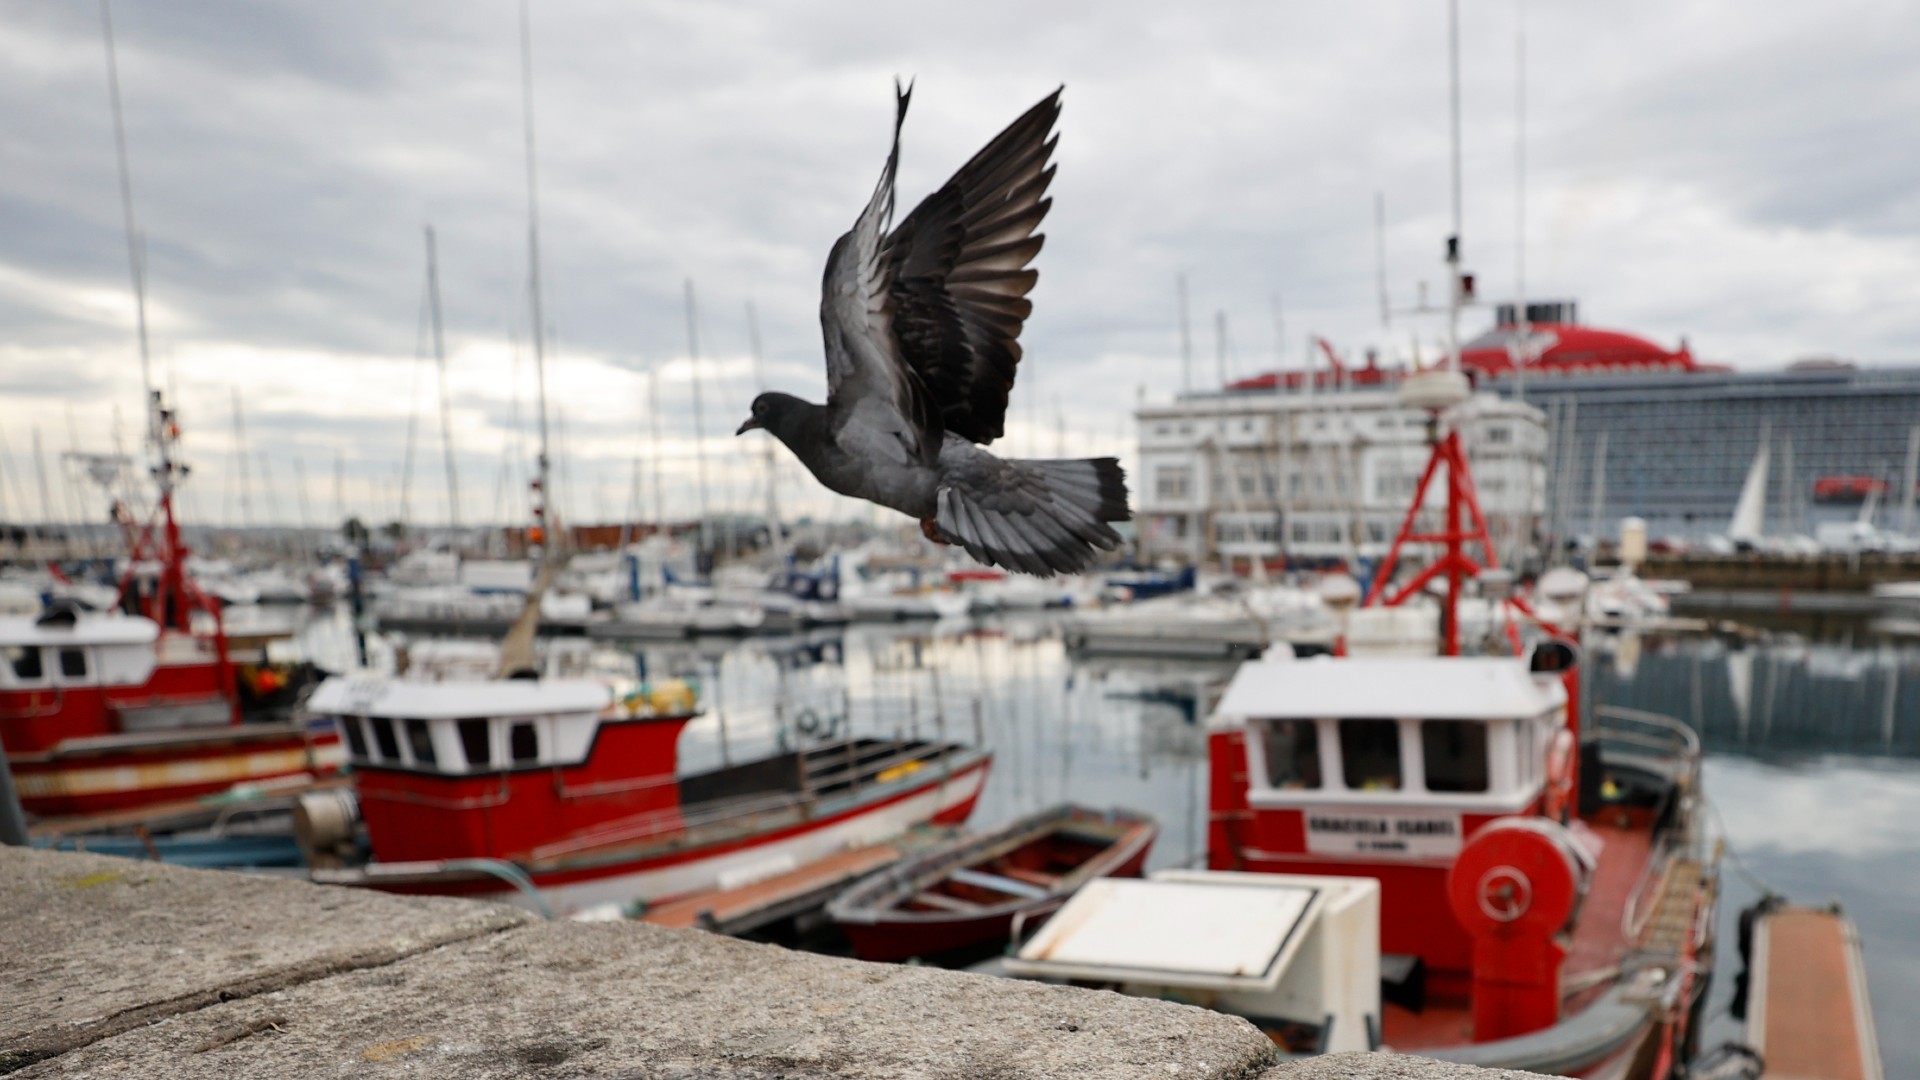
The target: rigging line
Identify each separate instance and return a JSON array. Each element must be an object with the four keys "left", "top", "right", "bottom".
[{"left": 1704, "top": 793, "right": 1781, "bottom": 900}]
